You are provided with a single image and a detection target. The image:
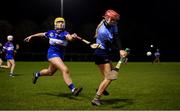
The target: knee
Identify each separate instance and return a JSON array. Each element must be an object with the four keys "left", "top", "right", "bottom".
[
  {"left": 7, "top": 64, "right": 11, "bottom": 68},
  {"left": 61, "top": 67, "right": 69, "bottom": 75},
  {"left": 12, "top": 63, "right": 15, "bottom": 67},
  {"left": 48, "top": 70, "right": 54, "bottom": 76}
]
